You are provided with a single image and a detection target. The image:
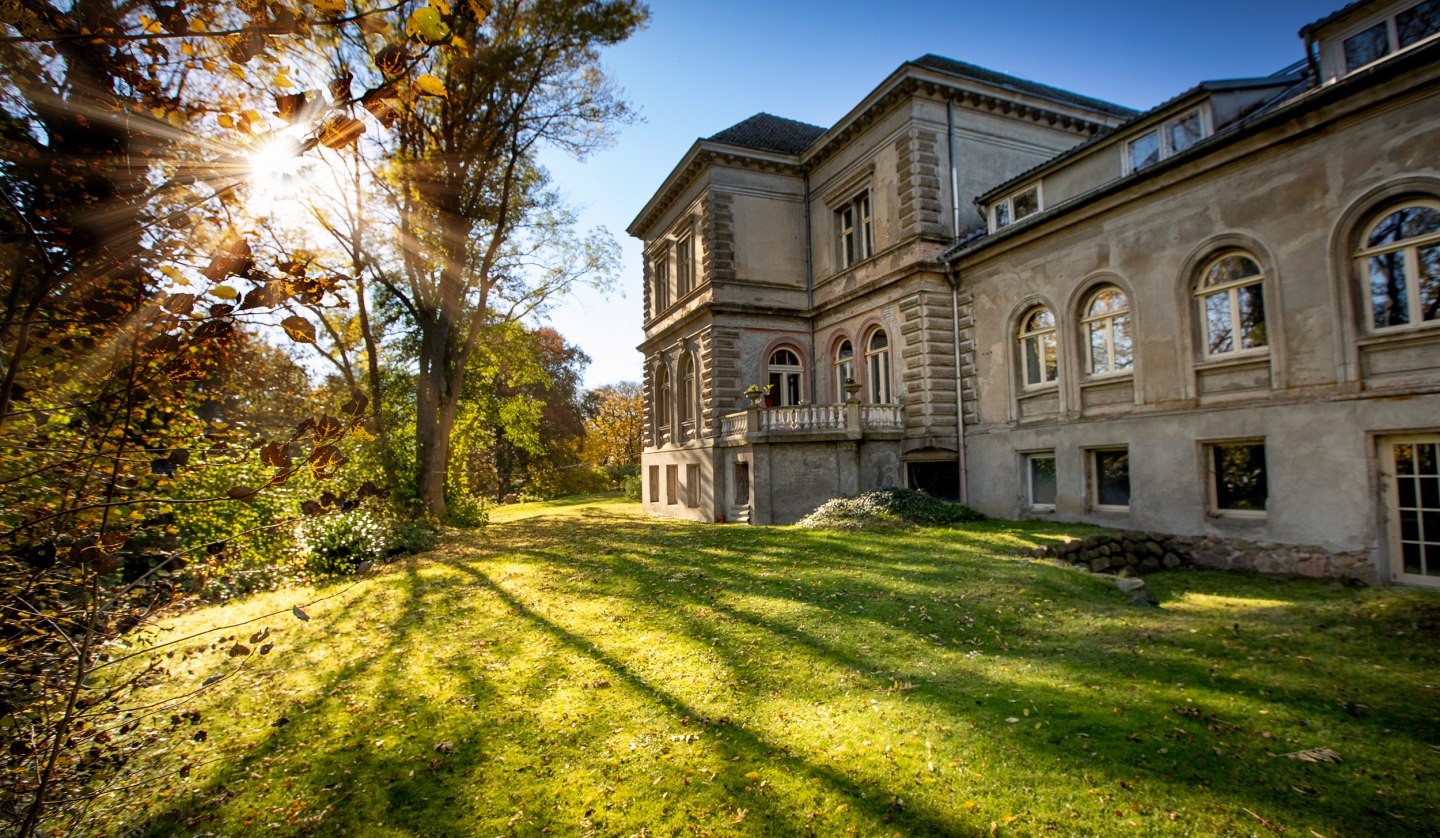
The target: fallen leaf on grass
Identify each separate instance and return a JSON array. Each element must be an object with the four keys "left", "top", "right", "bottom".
[{"left": 1282, "top": 747, "right": 1342, "bottom": 763}]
